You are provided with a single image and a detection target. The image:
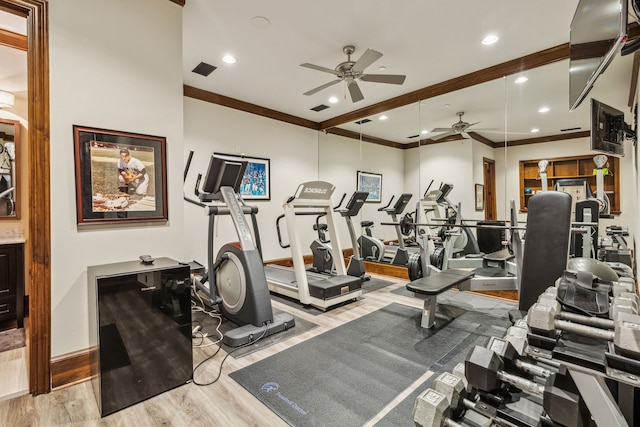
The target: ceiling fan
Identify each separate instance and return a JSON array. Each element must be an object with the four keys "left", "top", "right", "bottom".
[
  {"left": 429, "top": 111, "right": 497, "bottom": 140},
  {"left": 300, "top": 45, "right": 406, "bottom": 103}
]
